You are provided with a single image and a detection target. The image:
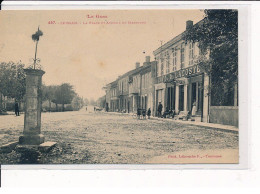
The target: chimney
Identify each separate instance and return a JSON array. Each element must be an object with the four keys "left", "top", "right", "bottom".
[
  {"left": 186, "top": 20, "right": 193, "bottom": 30},
  {"left": 145, "top": 56, "right": 150, "bottom": 63},
  {"left": 135, "top": 62, "right": 140, "bottom": 69}
]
